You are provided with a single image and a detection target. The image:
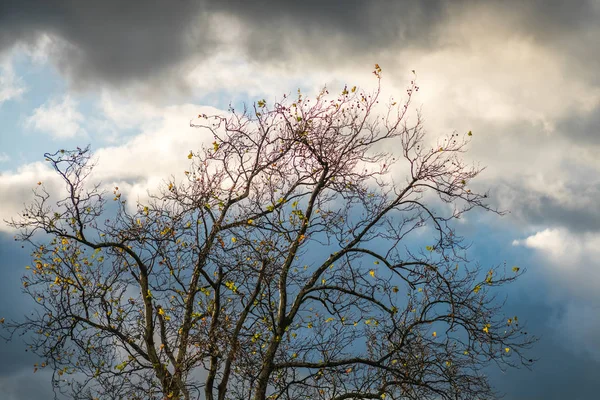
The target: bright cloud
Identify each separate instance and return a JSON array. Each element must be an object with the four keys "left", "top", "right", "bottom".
[
  {"left": 25, "top": 95, "right": 85, "bottom": 139},
  {"left": 0, "top": 58, "right": 26, "bottom": 105},
  {"left": 0, "top": 100, "right": 224, "bottom": 230}
]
